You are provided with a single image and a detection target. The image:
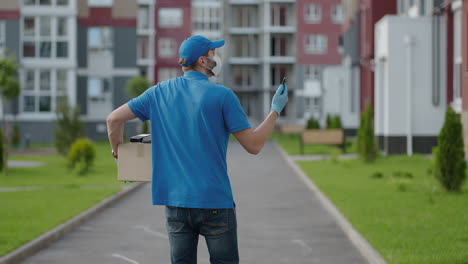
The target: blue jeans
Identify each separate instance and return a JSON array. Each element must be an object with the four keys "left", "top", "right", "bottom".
[{"left": 165, "top": 206, "right": 239, "bottom": 264}]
